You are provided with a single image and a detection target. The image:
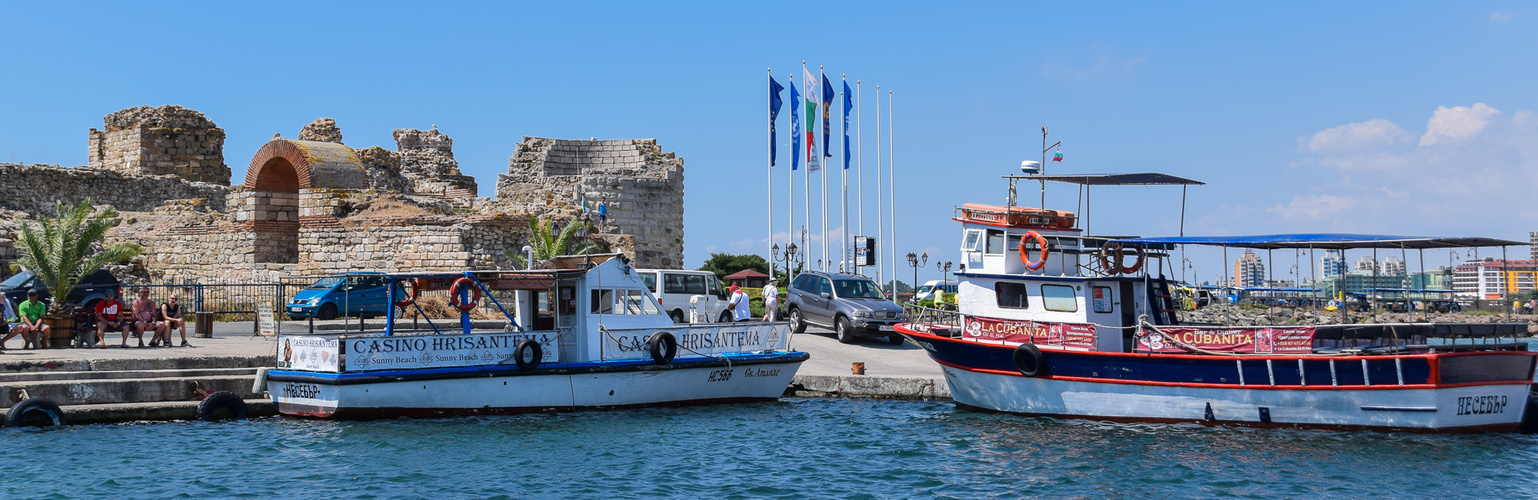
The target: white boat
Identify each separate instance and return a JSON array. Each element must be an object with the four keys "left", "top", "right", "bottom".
[
  {"left": 266, "top": 254, "right": 805, "bottom": 418},
  {"left": 897, "top": 173, "right": 1537, "bottom": 433}
]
